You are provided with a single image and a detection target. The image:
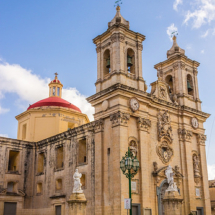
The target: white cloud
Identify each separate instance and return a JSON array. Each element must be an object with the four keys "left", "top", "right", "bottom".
[
  {"left": 208, "top": 164, "right": 215, "bottom": 180},
  {"left": 0, "top": 134, "right": 8, "bottom": 138},
  {"left": 0, "top": 61, "right": 94, "bottom": 121},
  {"left": 0, "top": 106, "right": 9, "bottom": 115},
  {"left": 201, "top": 49, "right": 205, "bottom": 53},
  {"left": 201, "top": 29, "right": 209, "bottom": 37},
  {"left": 167, "top": 23, "right": 178, "bottom": 40},
  {"left": 183, "top": 0, "right": 215, "bottom": 29},
  {"left": 173, "top": 0, "right": 183, "bottom": 11}
]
